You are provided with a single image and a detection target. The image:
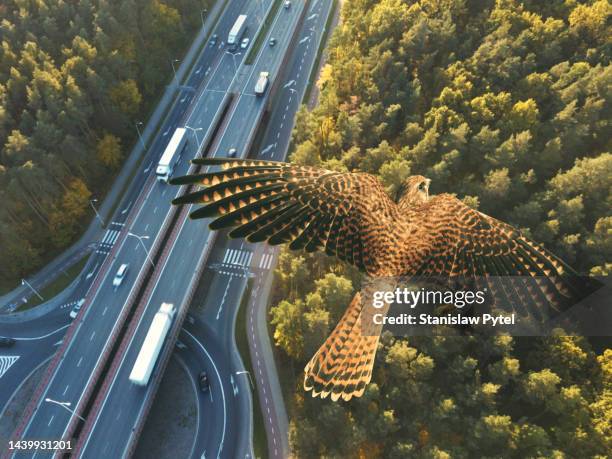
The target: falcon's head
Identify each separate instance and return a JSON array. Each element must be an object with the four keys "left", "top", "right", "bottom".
[{"left": 396, "top": 175, "right": 431, "bottom": 209}]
